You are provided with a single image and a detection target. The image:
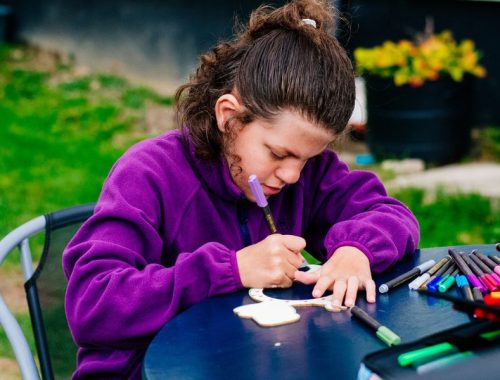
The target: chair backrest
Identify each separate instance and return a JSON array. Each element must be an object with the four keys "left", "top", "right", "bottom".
[{"left": 26, "top": 204, "right": 95, "bottom": 380}]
